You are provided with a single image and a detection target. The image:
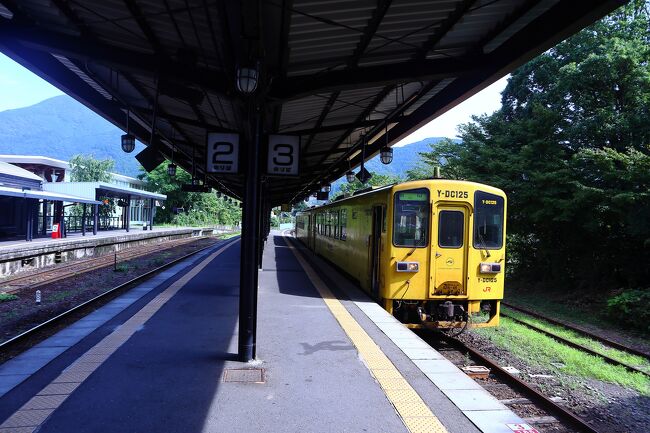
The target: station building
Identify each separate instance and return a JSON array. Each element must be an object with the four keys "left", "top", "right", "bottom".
[{"left": 0, "top": 155, "right": 166, "bottom": 241}]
